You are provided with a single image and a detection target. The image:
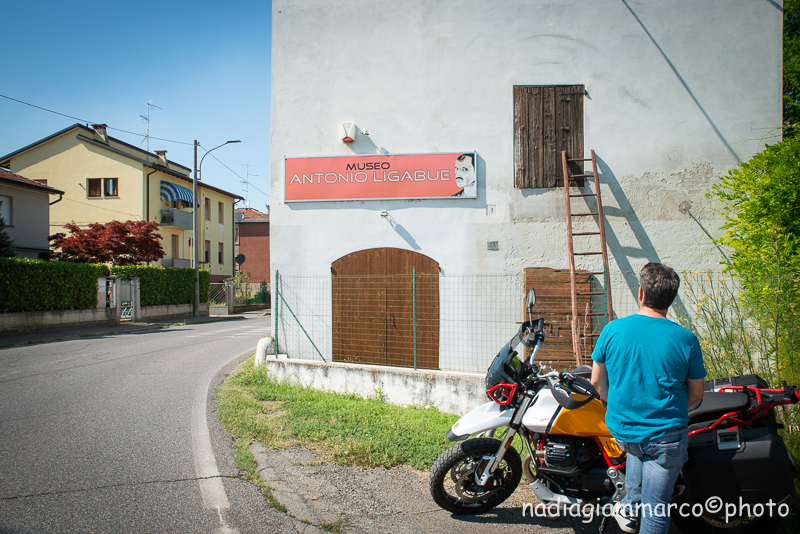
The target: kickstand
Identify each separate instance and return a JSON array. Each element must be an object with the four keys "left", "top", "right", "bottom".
[{"left": 599, "top": 516, "right": 613, "bottom": 533}]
